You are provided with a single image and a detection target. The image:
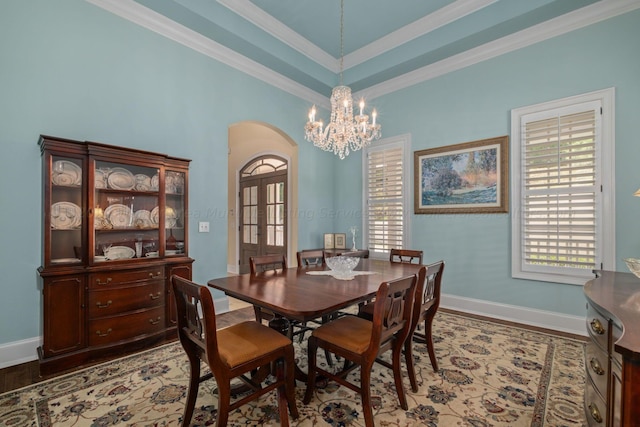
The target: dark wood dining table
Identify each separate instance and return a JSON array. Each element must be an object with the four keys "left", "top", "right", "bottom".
[
  {"left": 207, "top": 258, "right": 424, "bottom": 324},
  {"left": 207, "top": 258, "right": 423, "bottom": 385}
]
